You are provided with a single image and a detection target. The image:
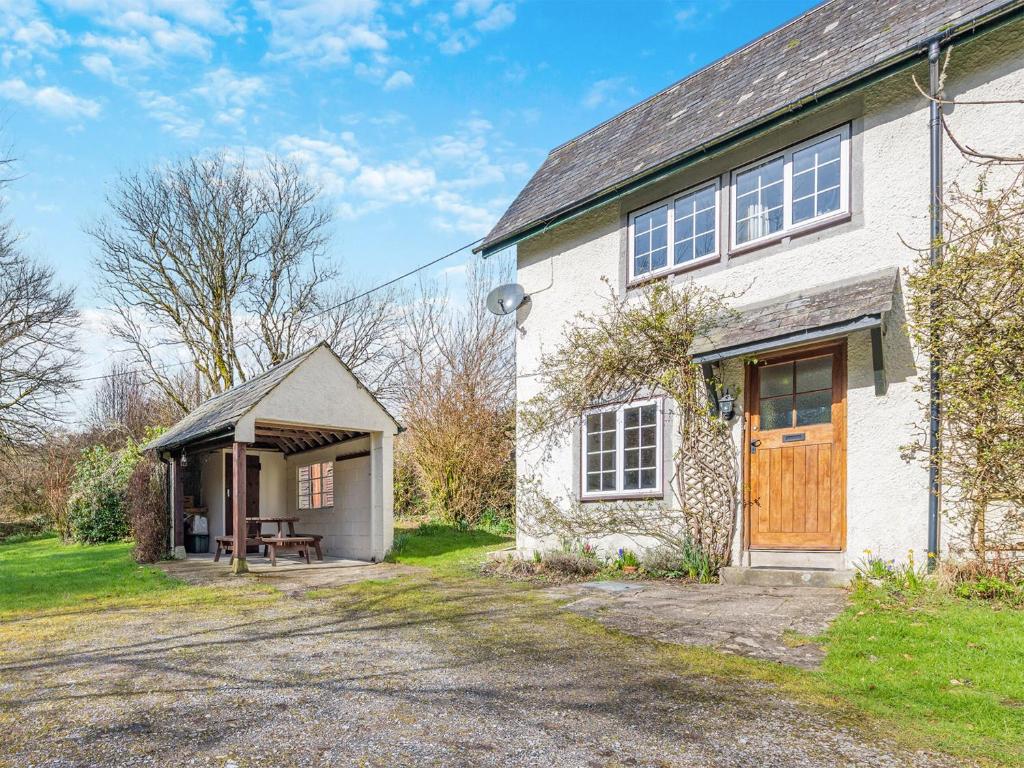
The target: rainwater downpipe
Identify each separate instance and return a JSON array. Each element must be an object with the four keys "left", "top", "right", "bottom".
[{"left": 927, "top": 39, "right": 942, "bottom": 571}]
